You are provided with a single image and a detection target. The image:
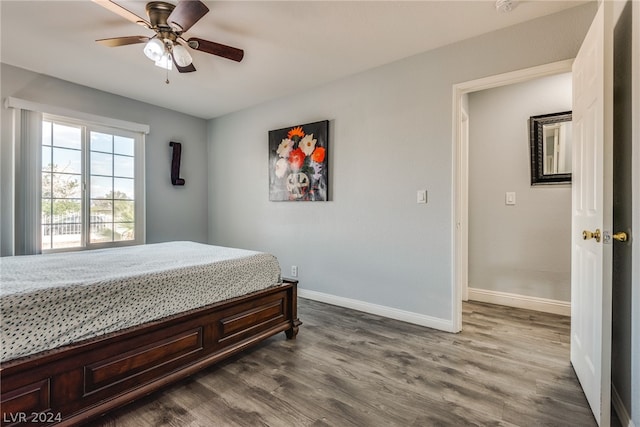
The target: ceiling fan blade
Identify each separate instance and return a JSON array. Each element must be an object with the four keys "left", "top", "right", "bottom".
[
  {"left": 173, "top": 57, "right": 197, "bottom": 73},
  {"left": 187, "top": 38, "right": 244, "bottom": 62},
  {"left": 168, "top": 0, "right": 209, "bottom": 33},
  {"left": 96, "top": 36, "right": 149, "bottom": 47},
  {"left": 92, "top": 0, "right": 150, "bottom": 27}
]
